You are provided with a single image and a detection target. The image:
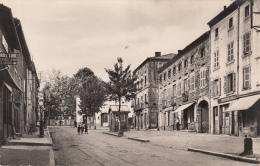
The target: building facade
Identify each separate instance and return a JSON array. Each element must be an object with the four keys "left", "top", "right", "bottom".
[
  {"left": 132, "top": 52, "right": 175, "bottom": 130},
  {"left": 158, "top": 32, "right": 210, "bottom": 133},
  {"left": 0, "top": 5, "right": 39, "bottom": 144},
  {"left": 208, "top": 0, "right": 260, "bottom": 137}
]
